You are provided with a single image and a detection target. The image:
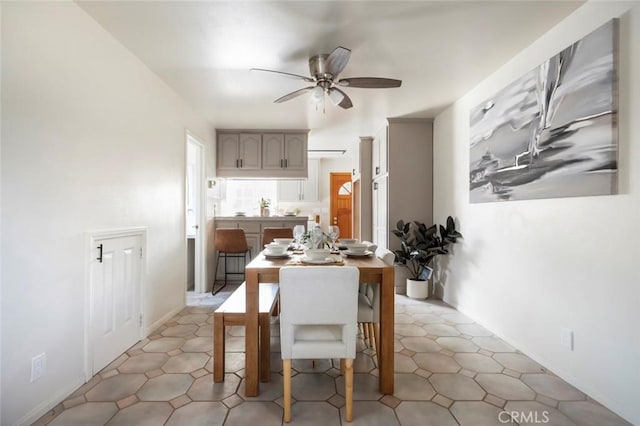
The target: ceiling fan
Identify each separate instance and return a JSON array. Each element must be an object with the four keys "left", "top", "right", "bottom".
[{"left": 251, "top": 46, "right": 402, "bottom": 110}]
